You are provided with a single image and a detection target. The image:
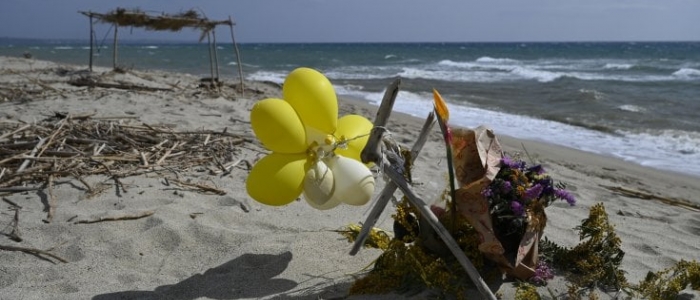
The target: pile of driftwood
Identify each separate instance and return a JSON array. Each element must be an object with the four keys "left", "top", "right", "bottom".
[{"left": 0, "top": 114, "right": 251, "bottom": 219}]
